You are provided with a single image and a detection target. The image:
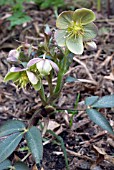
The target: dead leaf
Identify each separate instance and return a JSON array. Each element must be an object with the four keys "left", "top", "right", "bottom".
[{"left": 47, "top": 120, "right": 60, "bottom": 131}]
